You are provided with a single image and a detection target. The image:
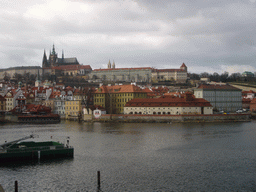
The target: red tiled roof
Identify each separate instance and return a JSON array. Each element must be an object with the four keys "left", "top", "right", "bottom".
[
  {"left": 94, "top": 67, "right": 152, "bottom": 71},
  {"left": 52, "top": 64, "right": 92, "bottom": 70},
  {"left": 95, "top": 84, "right": 152, "bottom": 94},
  {"left": 196, "top": 84, "right": 241, "bottom": 90},
  {"left": 242, "top": 90, "right": 256, "bottom": 94},
  {"left": 242, "top": 98, "right": 252, "bottom": 104},
  {"left": 153, "top": 69, "right": 185, "bottom": 72},
  {"left": 125, "top": 93, "right": 212, "bottom": 107},
  {"left": 250, "top": 98, "right": 256, "bottom": 104},
  {"left": 181, "top": 63, "right": 187, "bottom": 67},
  {"left": 0, "top": 95, "right": 5, "bottom": 101}
]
